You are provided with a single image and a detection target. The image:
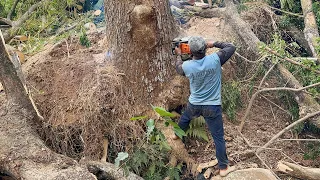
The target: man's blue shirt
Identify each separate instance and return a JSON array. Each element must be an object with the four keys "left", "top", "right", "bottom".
[{"left": 182, "top": 53, "right": 221, "bottom": 105}]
